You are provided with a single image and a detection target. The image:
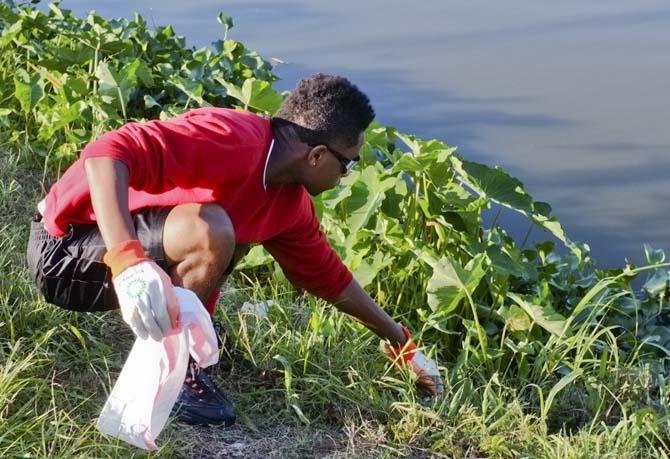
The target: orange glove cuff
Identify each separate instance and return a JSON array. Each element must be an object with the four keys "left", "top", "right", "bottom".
[
  {"left": 103, "top": 240, "right": 148, "bottom": 278},
  {"left": 387, "top": 326, "right": 417, "bottom": 362}
]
